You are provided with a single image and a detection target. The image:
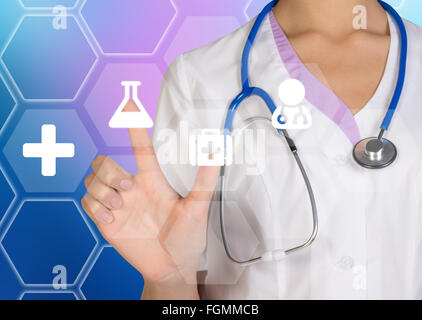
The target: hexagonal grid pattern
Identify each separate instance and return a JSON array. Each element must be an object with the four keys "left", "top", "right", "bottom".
[
  {"left": 3, "top": 109, "right": 98, "bottom": 193},
  {"left": 1, "top": 200, "right": 97, "bottom": 286},
  {"left": 0, "top": 74, "right": 16, "bottom": 134},
  {"left": 80, "top": 0, "right": 177, "bottom": 56},
  {"left": 19, "top": 0, "right": 79, "bottom": 9},
  {"left": 19, "top": 291, "right": 78, "bottom": 300},
  {"left": 1, "top": 15, "right": 98, "bottom": 101},
  {"left": 81, "top": 246, "right": 144, "bottom": 300},
  {"left": 0, "top": 0, "right": 418, "bottom": 300},
  {"left": 0, "top": 165, "right": 16, "bottom": 225}
]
